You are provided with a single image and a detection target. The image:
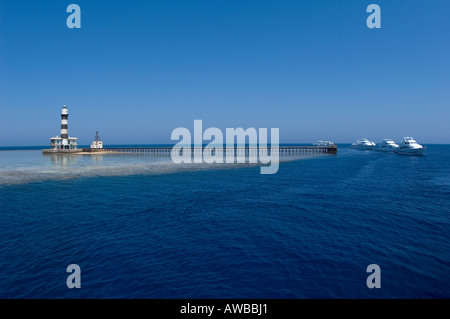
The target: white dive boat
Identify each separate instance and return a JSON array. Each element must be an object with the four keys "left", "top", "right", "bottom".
[
  {"left": 314, "top": 140, "right": 334, "bottom": 146},
  {"left": 396, "top": 137, "right": 426, "bottom": 155},
  {"left": 375, "top": 139, "right": 399, "bottom": 152},
  {"left": 351, "top": 138, "right": 376, "bottom": 150}
]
